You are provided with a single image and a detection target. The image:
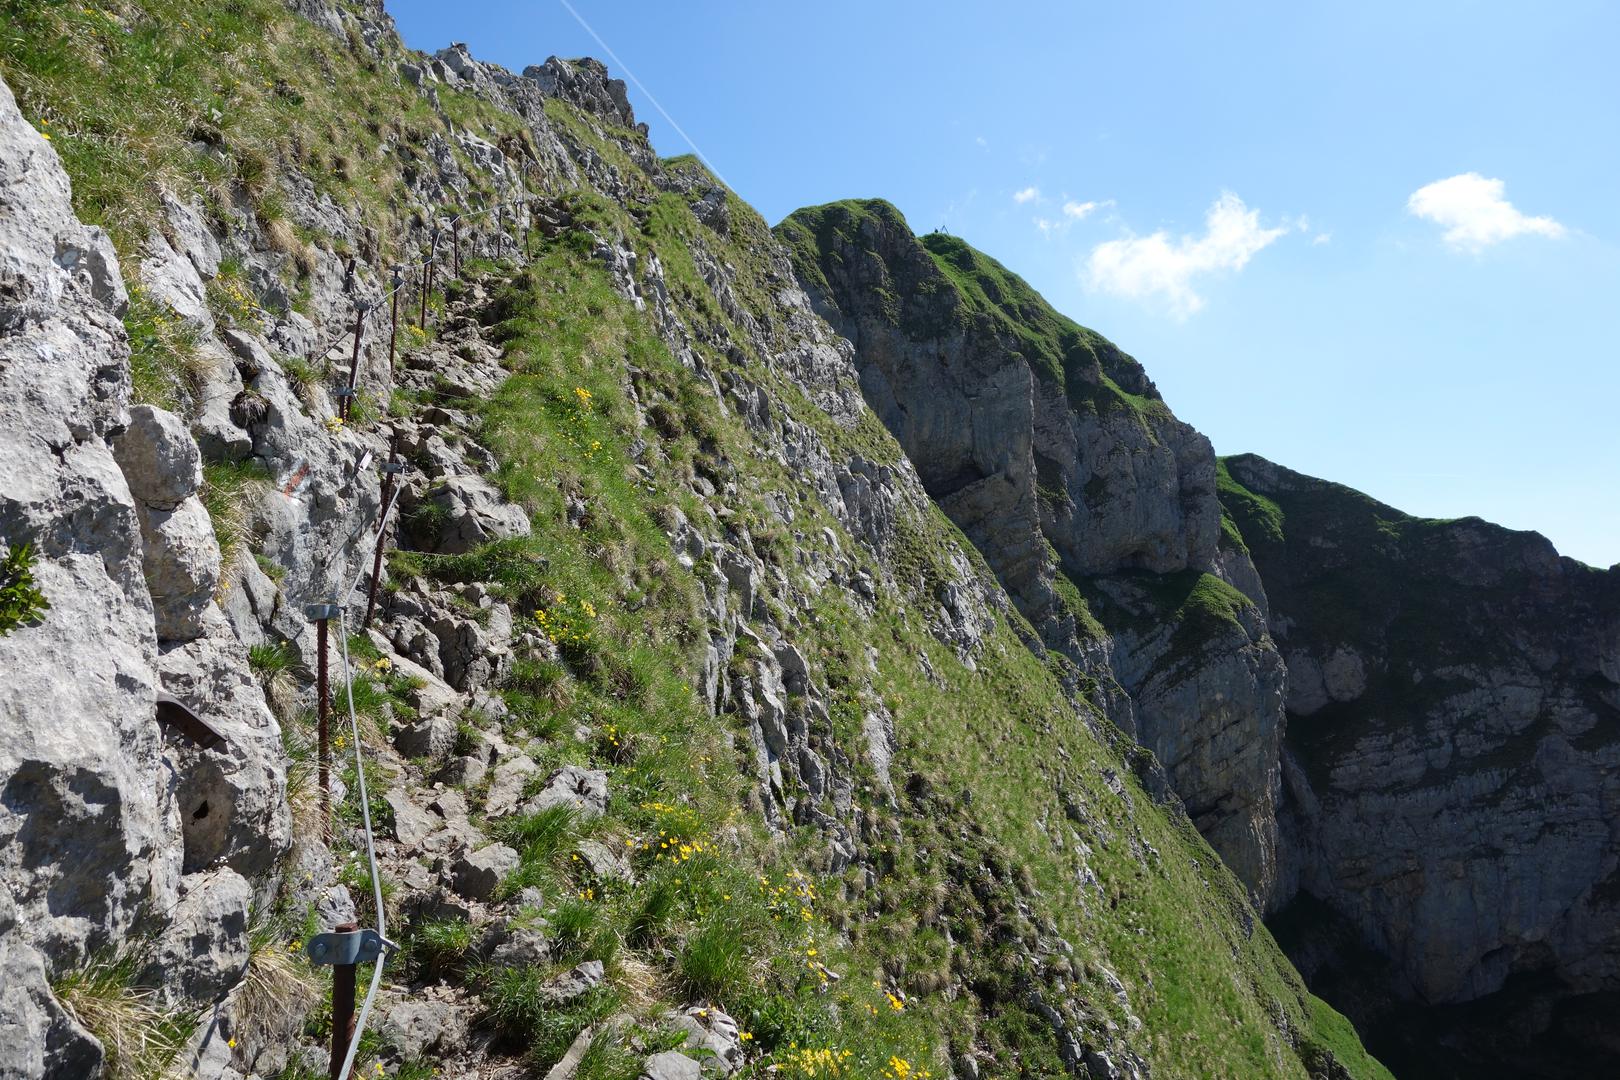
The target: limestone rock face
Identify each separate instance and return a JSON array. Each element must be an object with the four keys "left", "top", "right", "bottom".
[
  {"left": 1225, "top": 453, "right": 1620, "bottom": 1077},
  {"left": 1096, "top": 573, "right": 1286, "bottom": 900},
  {"left": 113, "top": 405, "right": 204, "bottom": 510},
  {"left": 0, "top": 73, "right": 178, "bottom": 984},
  {"left": 777, "top": 200, "right": 1285, "bottom": 906}
]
